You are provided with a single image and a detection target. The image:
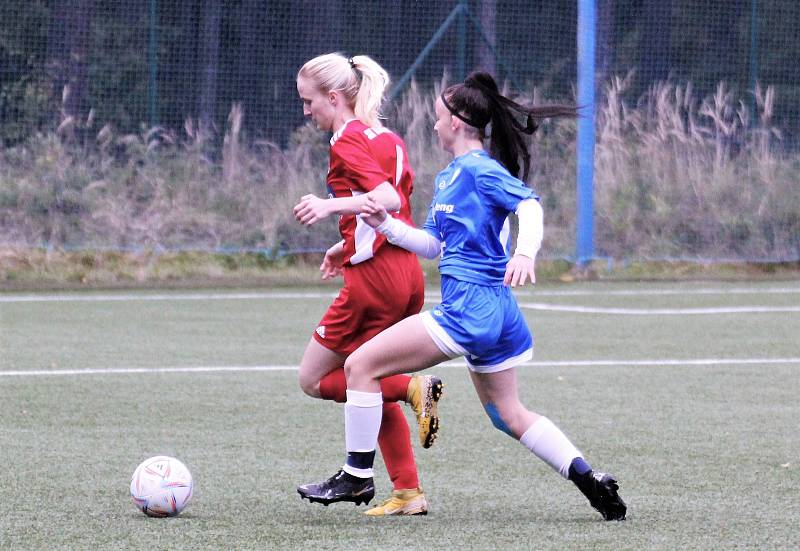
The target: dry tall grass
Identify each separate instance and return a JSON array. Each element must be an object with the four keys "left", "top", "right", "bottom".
[
  {"left": 0, "top": 103, "right": 337, "bottom": 255},
  {"left": 1, "top": 79, "right": 797, "bottom": 262},
  {"left": 592, "top": 77, "right": 799, "bottom": 261}
]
